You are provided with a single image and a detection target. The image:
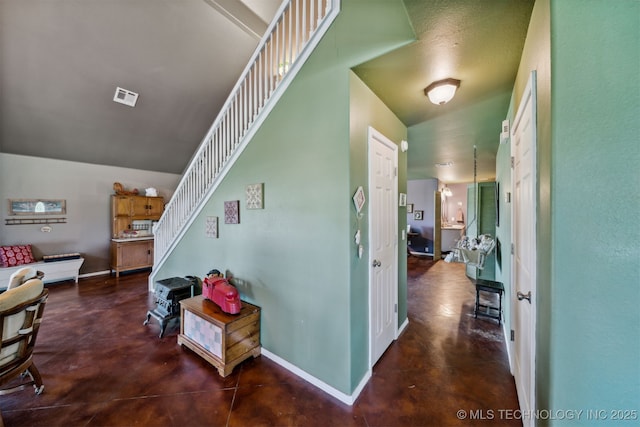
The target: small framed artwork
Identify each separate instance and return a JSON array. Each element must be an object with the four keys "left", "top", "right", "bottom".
[
  {"left": 399, "top": 193, "right": 407, "bottom": 207},
  {"left": 205, "top": 216, "right": 219, "bottom": 238},
  {"left": 224, "top": 200, "right": 240, "bottom": 224},
  {"left": 413, "top": 210, "right": 424, "bottom": 220},
  {"left": 246, "top": 183, "right": 264, "bottom": 209},
  {"left": 407, "top": 203, "right": 414, "bottom": 213}
]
